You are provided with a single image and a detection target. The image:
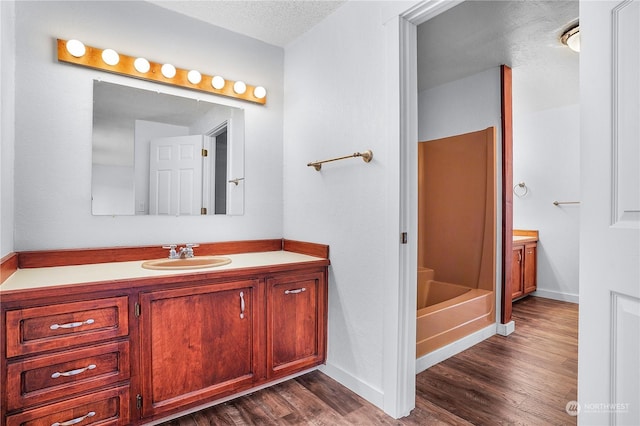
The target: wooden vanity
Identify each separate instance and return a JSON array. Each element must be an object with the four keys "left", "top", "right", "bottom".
[
  {"left": 511, "top": 230, "right": 538, "bottom": 300},
  {"left": 0, "top": 239, "right": 329, "bottom": 425}
]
